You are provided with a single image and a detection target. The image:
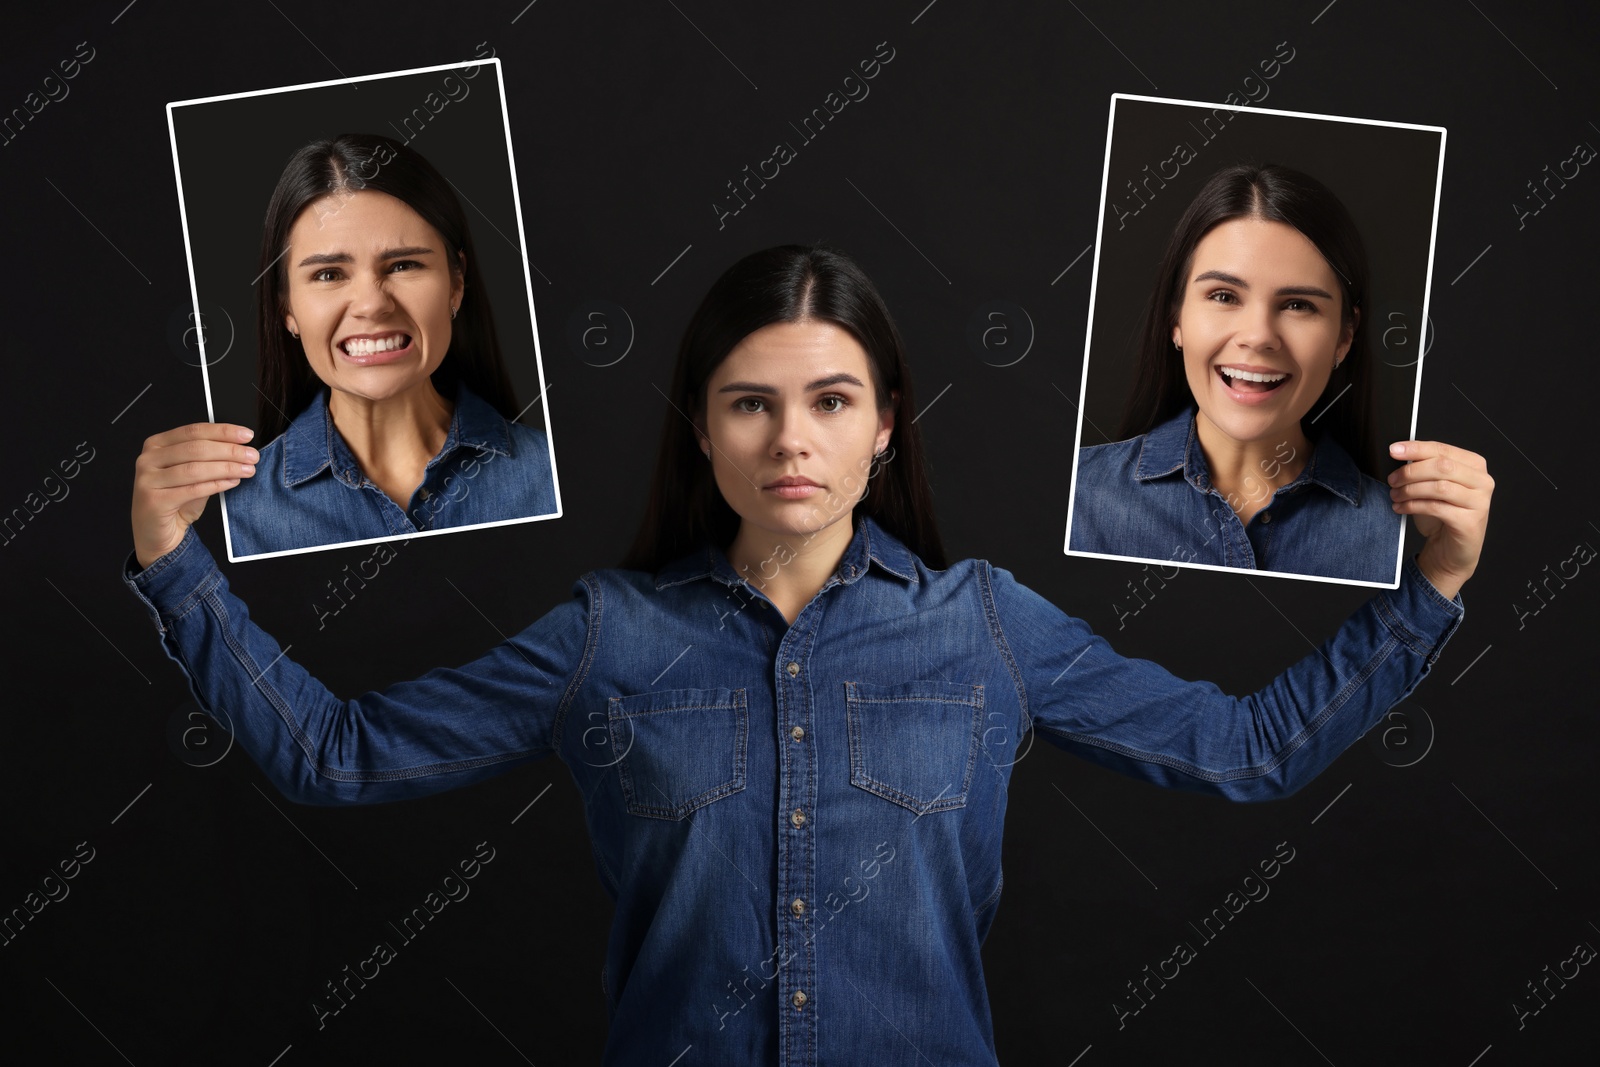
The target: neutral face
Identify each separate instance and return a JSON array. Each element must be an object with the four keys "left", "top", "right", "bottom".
[
  {"left": 698, "top": 320, "right": 895, "bottom": 543},
  {"left": 282, "top": 189, "right": 464, "bottom": 406},
  {"left": 1172, "top": 217, "right": 1356, "bottom": 448}
]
